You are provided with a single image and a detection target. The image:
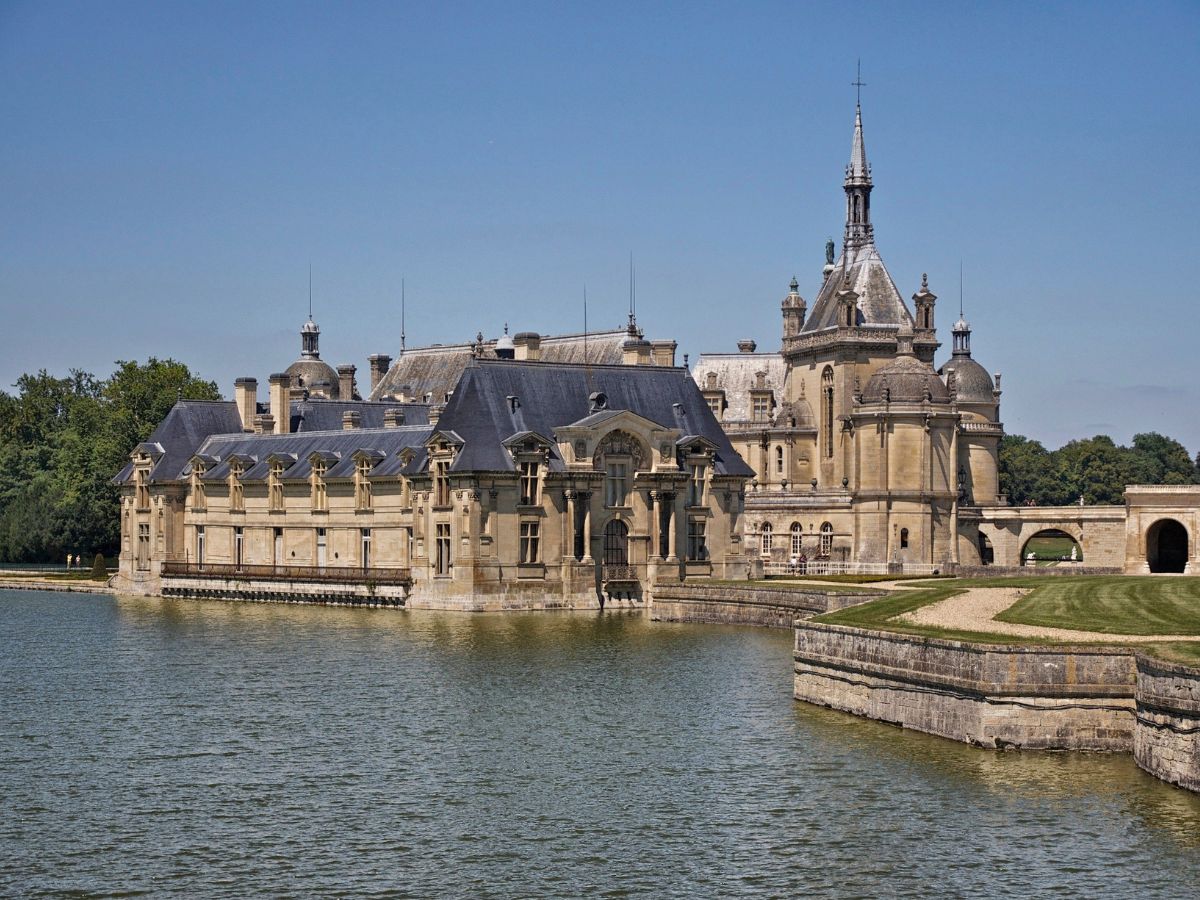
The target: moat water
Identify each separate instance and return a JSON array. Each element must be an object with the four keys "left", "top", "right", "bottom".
[{"left": 3, "top": 589, "right": 1200, "bottom": 897}]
